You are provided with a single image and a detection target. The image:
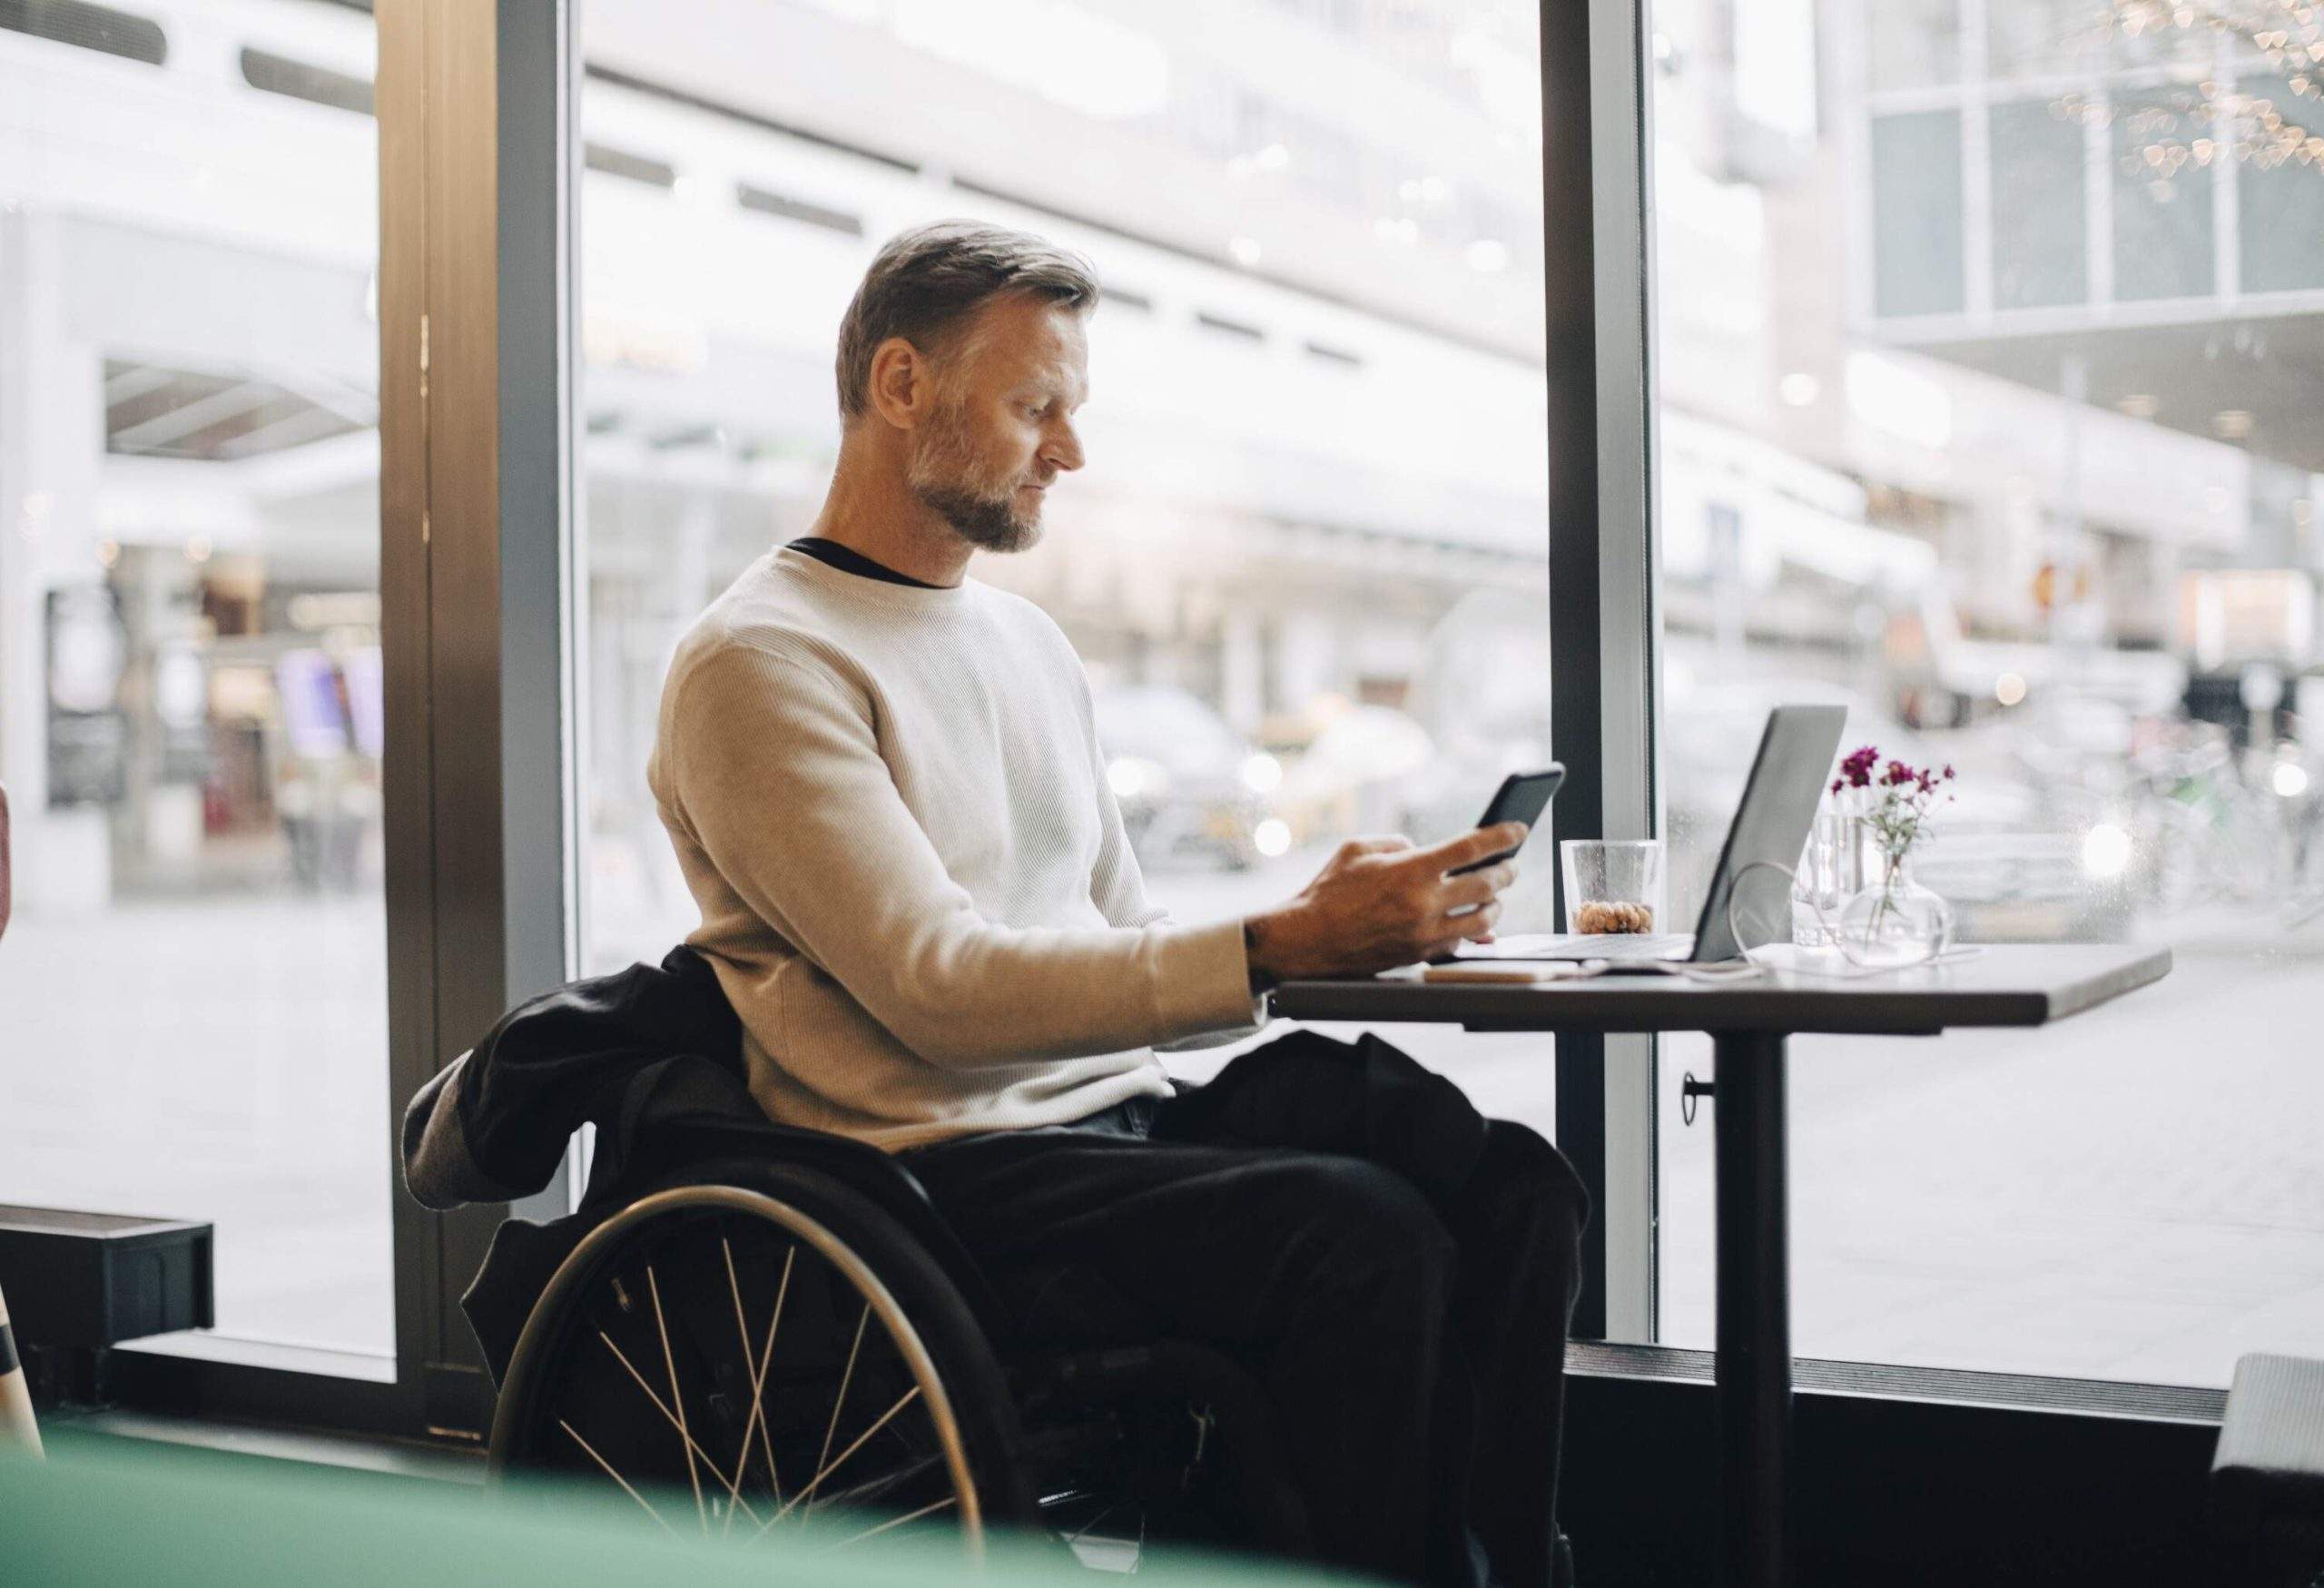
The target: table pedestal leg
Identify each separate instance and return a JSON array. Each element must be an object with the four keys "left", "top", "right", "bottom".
[{"left": 1713, "top": 1031, "right": 1791, "bottom": 1588}]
